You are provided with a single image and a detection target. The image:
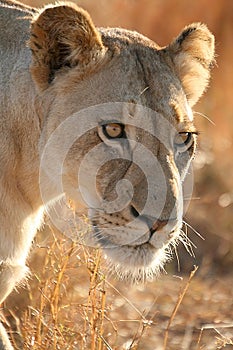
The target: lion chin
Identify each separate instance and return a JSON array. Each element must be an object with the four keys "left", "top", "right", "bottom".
[{"left": 94, "top": 232, "right": 180, "bottom": 283}]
